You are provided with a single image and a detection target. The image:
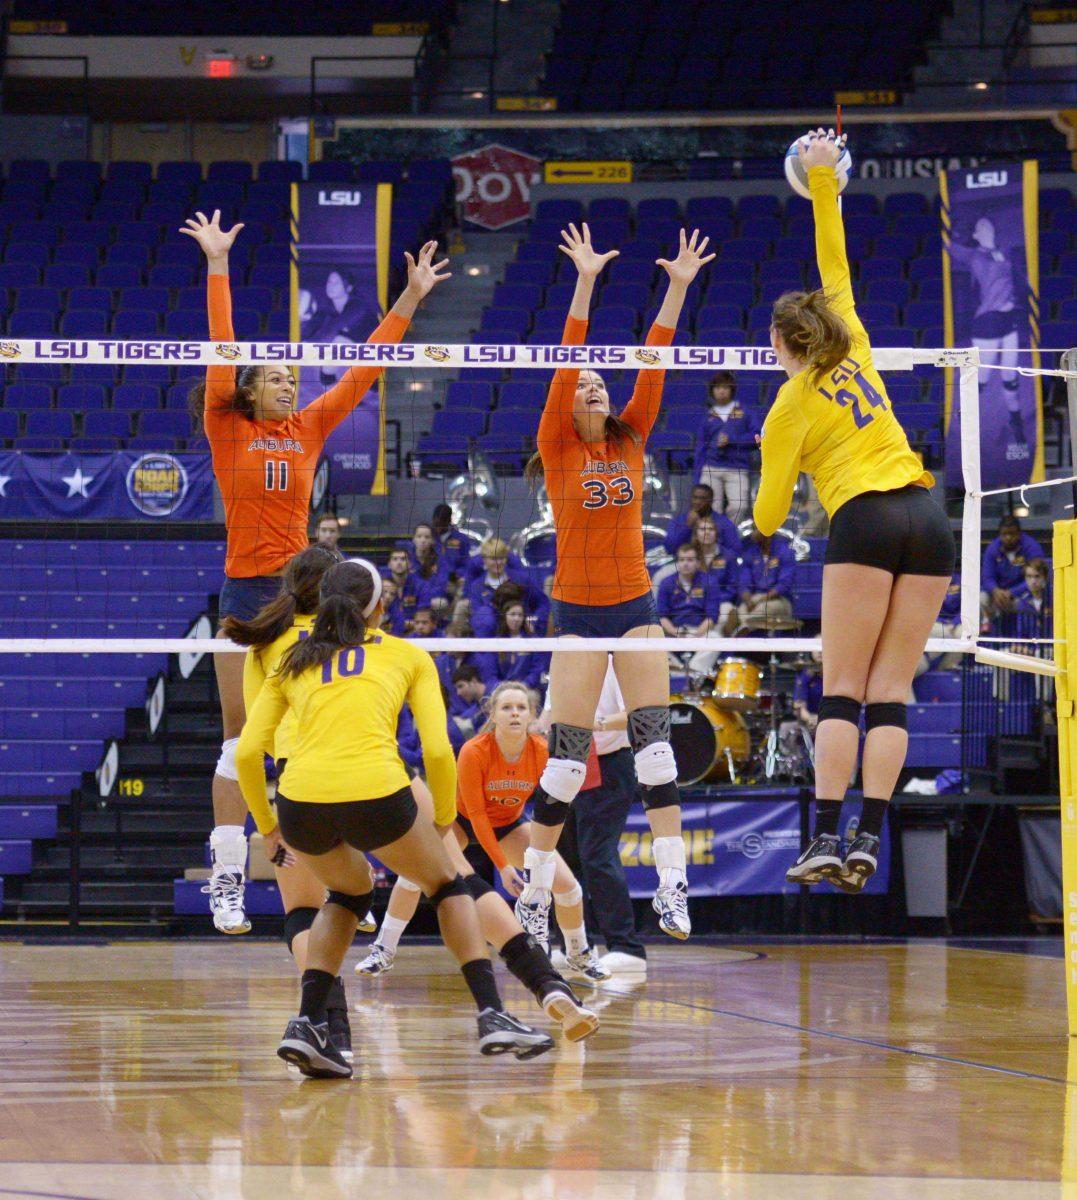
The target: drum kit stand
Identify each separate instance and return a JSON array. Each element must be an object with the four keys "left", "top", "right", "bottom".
[{"left": 669, "top": 613, "right": 817, "bottom": 788}]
